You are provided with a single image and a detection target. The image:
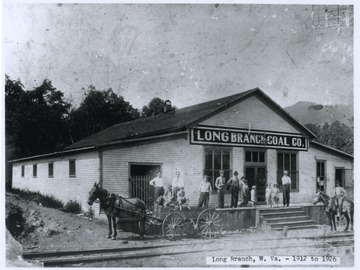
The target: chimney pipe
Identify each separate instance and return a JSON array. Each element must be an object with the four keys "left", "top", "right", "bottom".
[{"left": 164, "top": 100, "right": 172, "bottom": 113}]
